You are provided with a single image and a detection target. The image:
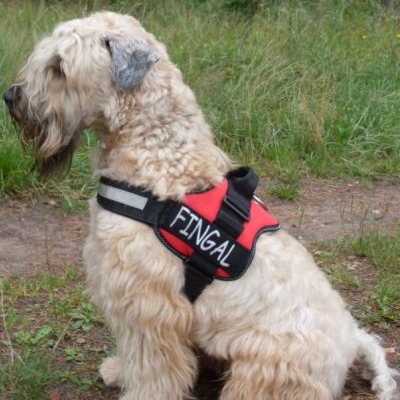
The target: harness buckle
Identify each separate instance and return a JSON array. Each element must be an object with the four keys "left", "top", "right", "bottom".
[{"left": 222, "top": 195, "right": 251, "bottom": 222}]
